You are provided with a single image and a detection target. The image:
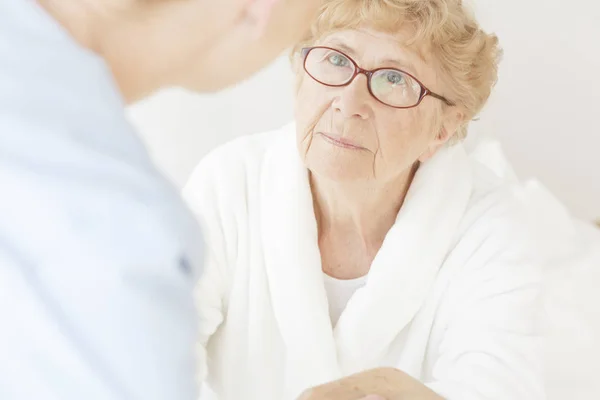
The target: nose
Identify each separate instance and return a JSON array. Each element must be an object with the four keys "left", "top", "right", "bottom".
[{"left": 332, "top": 73, "right": 371, "bottom": 120}]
